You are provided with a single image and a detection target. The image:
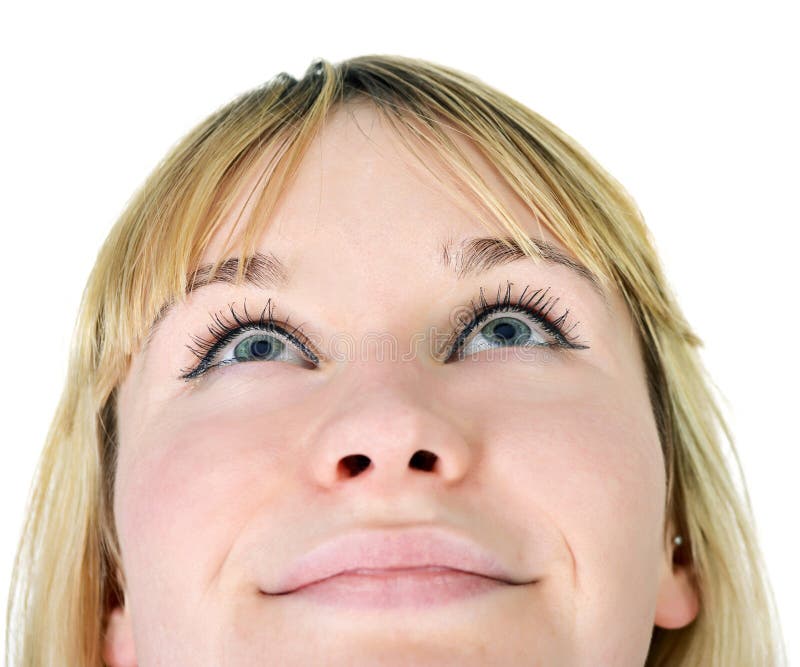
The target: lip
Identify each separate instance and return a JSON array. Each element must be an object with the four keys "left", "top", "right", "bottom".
[{"left": 263, "top": 526, "right": 531, "bottom": 601}]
